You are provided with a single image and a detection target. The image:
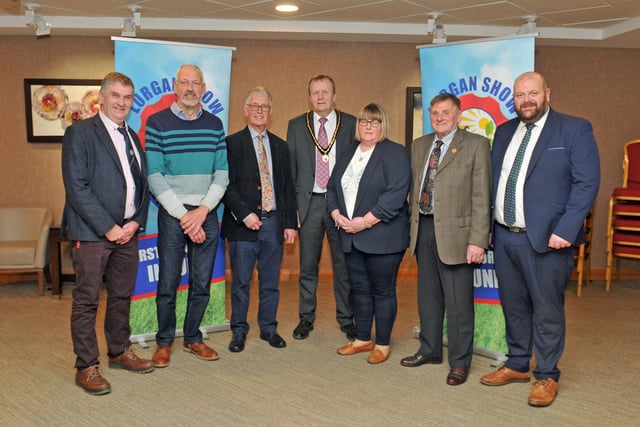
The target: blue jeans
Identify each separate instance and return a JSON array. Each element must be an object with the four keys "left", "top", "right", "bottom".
[
  {"left": 344, "top": 248, "right": 404, "bottom": 345},
  {"left": 155, "top": 205, "right": 219, "bottom": 346},
  {"left": 228, "top": 216, "right": 282, "bottom": 334}
]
